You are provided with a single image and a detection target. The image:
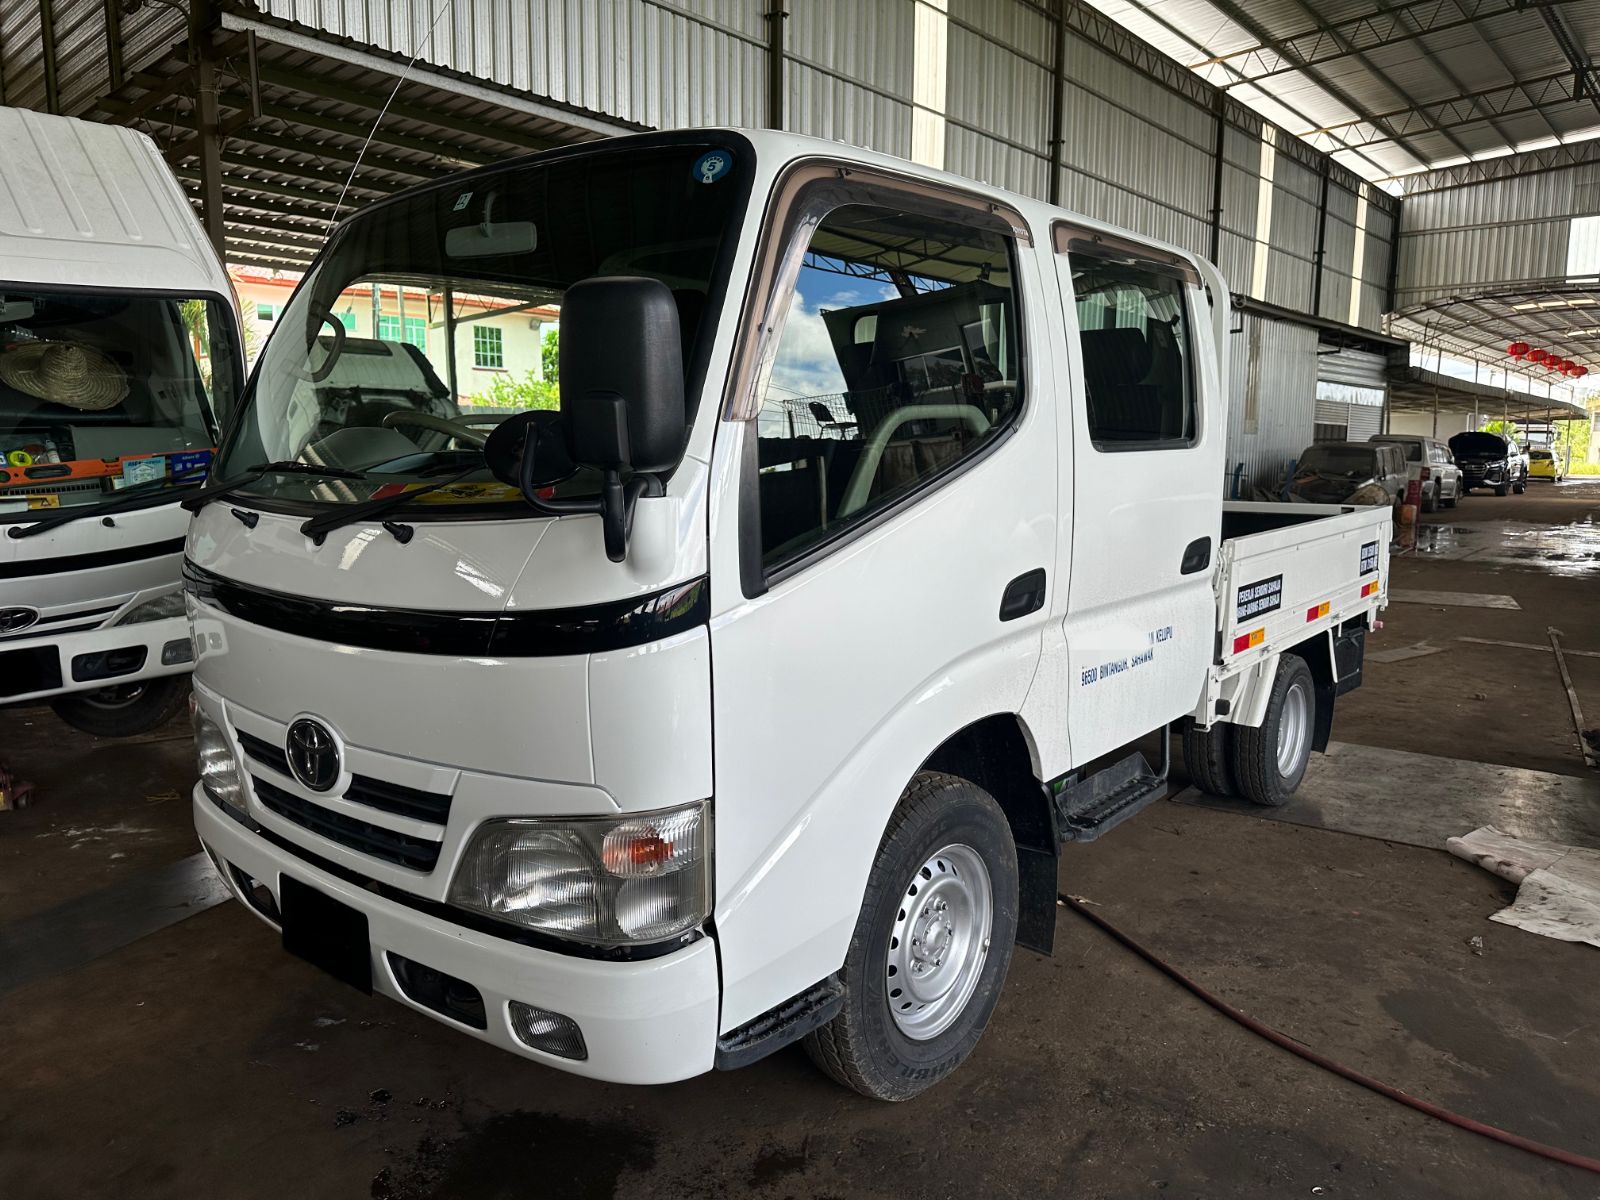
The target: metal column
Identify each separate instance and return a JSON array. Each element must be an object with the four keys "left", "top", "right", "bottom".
[
  {"left": 764, "top": 2, "right": 787, "bottom": 130},
  {"left": 1048, "top": 1, "right": 1068, "bottom": 207},
  {"left": 191, "top": 1, "right": 228, "bottom": 261}
]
